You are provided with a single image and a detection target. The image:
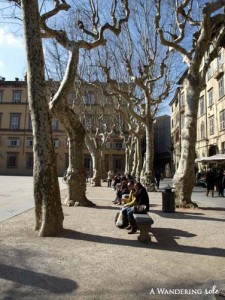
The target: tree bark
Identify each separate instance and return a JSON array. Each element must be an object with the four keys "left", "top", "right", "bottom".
[
  {"left": 143, "top": 118, "right": 155, "bottom": 191},
  {"left": 21, "top": 0, "right": 64, "bottom": 236},
  {"left": 51, "top": 101, "right": 95, "bottom": 207},
  {"left": 135, "top": 136, "right": 142, "bottom": 182},
  {"left": 49, "top": 49, "right": 94, "bottom": 207},
  {"left": 173, "top": 71, "right": 200, "bottom": 208}
]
